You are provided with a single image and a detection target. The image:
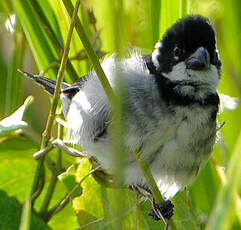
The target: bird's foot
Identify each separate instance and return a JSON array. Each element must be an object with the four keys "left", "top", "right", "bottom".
[{"left": 149, "top": 200, "right": 174, "bottom": 221}]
